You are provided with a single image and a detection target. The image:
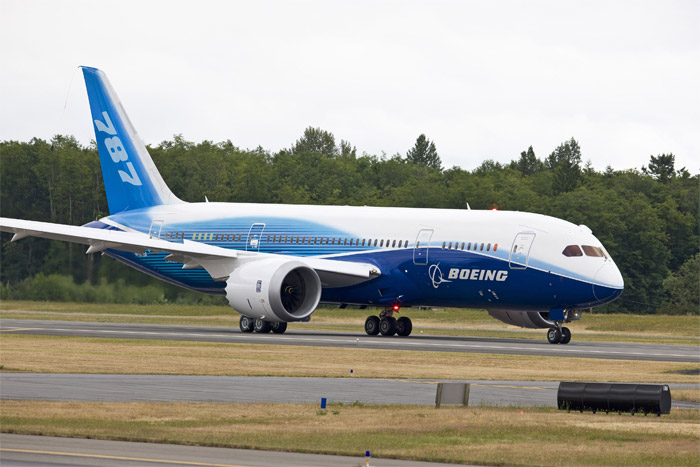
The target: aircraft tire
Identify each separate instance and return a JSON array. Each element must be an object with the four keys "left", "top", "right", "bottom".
[
  {"left": 396, "top": 316, "right": 412, "bottom": 337},
  {"left": 379, "top": 316, "right": 397, "bottom": 336},
  {"left": 364, "top": 316, "right": 380, "bottom": 335},
  {"left": 239, "top": 316, "right": 254, "bottom": 333},
  {"left": 547, "top": 327, "right": 562, "bottom": 344},
  {"left": 254, "top": 318, "right": 272, "bottom": 333},
  {"left": 560, "top": 327, "right": 571, "bottom": 344},
  {"left": 271, "top": 322, "right": 288, "bottom": 334}
]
